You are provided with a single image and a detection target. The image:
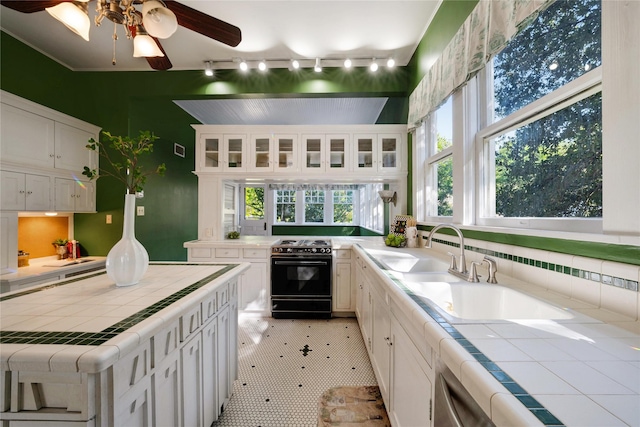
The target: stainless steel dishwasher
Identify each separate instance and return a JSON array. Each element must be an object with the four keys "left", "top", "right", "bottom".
[{"left": 434, "top": 359, "right": 496, "bottom": 427}]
